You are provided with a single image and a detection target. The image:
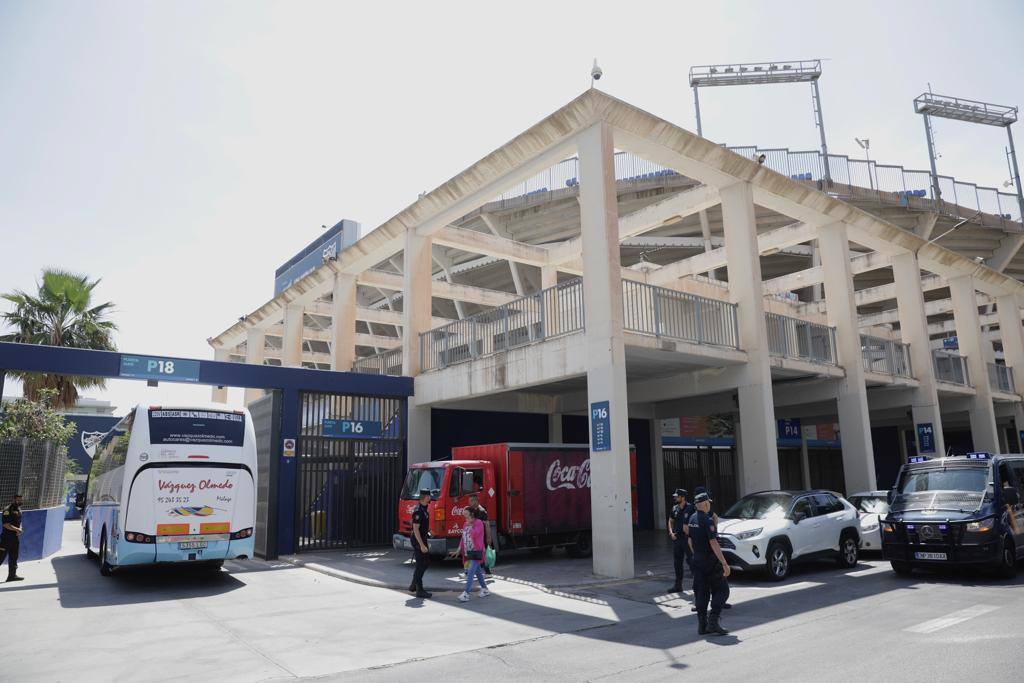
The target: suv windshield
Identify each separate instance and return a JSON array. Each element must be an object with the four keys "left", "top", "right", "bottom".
[
  {"left": 848, "top": 495, "right": 889, "bottom": 514},
  {"left": 724, "top": 493, "right": 793, "bottom": 520},
  {"left": 401, "top": 467, "right": 444, "bottom": 500}
]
